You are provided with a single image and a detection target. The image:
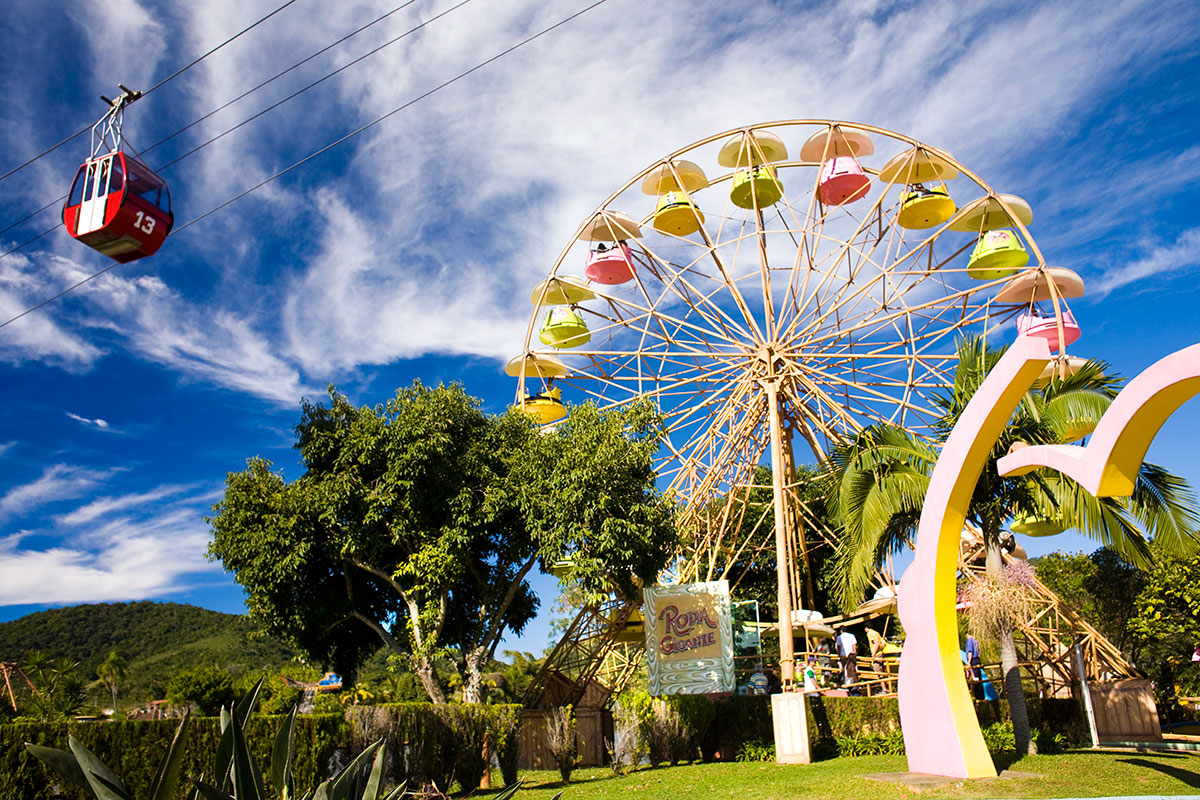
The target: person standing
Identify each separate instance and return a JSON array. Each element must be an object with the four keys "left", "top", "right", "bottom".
[
  {"left": 835, "top": 627, "right": 859, "bottom": 687},
  {"left": 965, "top": 633, "right": 983, "bottom": 699},
  {"left": 749, "top": 663, "right": 769, "bottom": 695}
]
